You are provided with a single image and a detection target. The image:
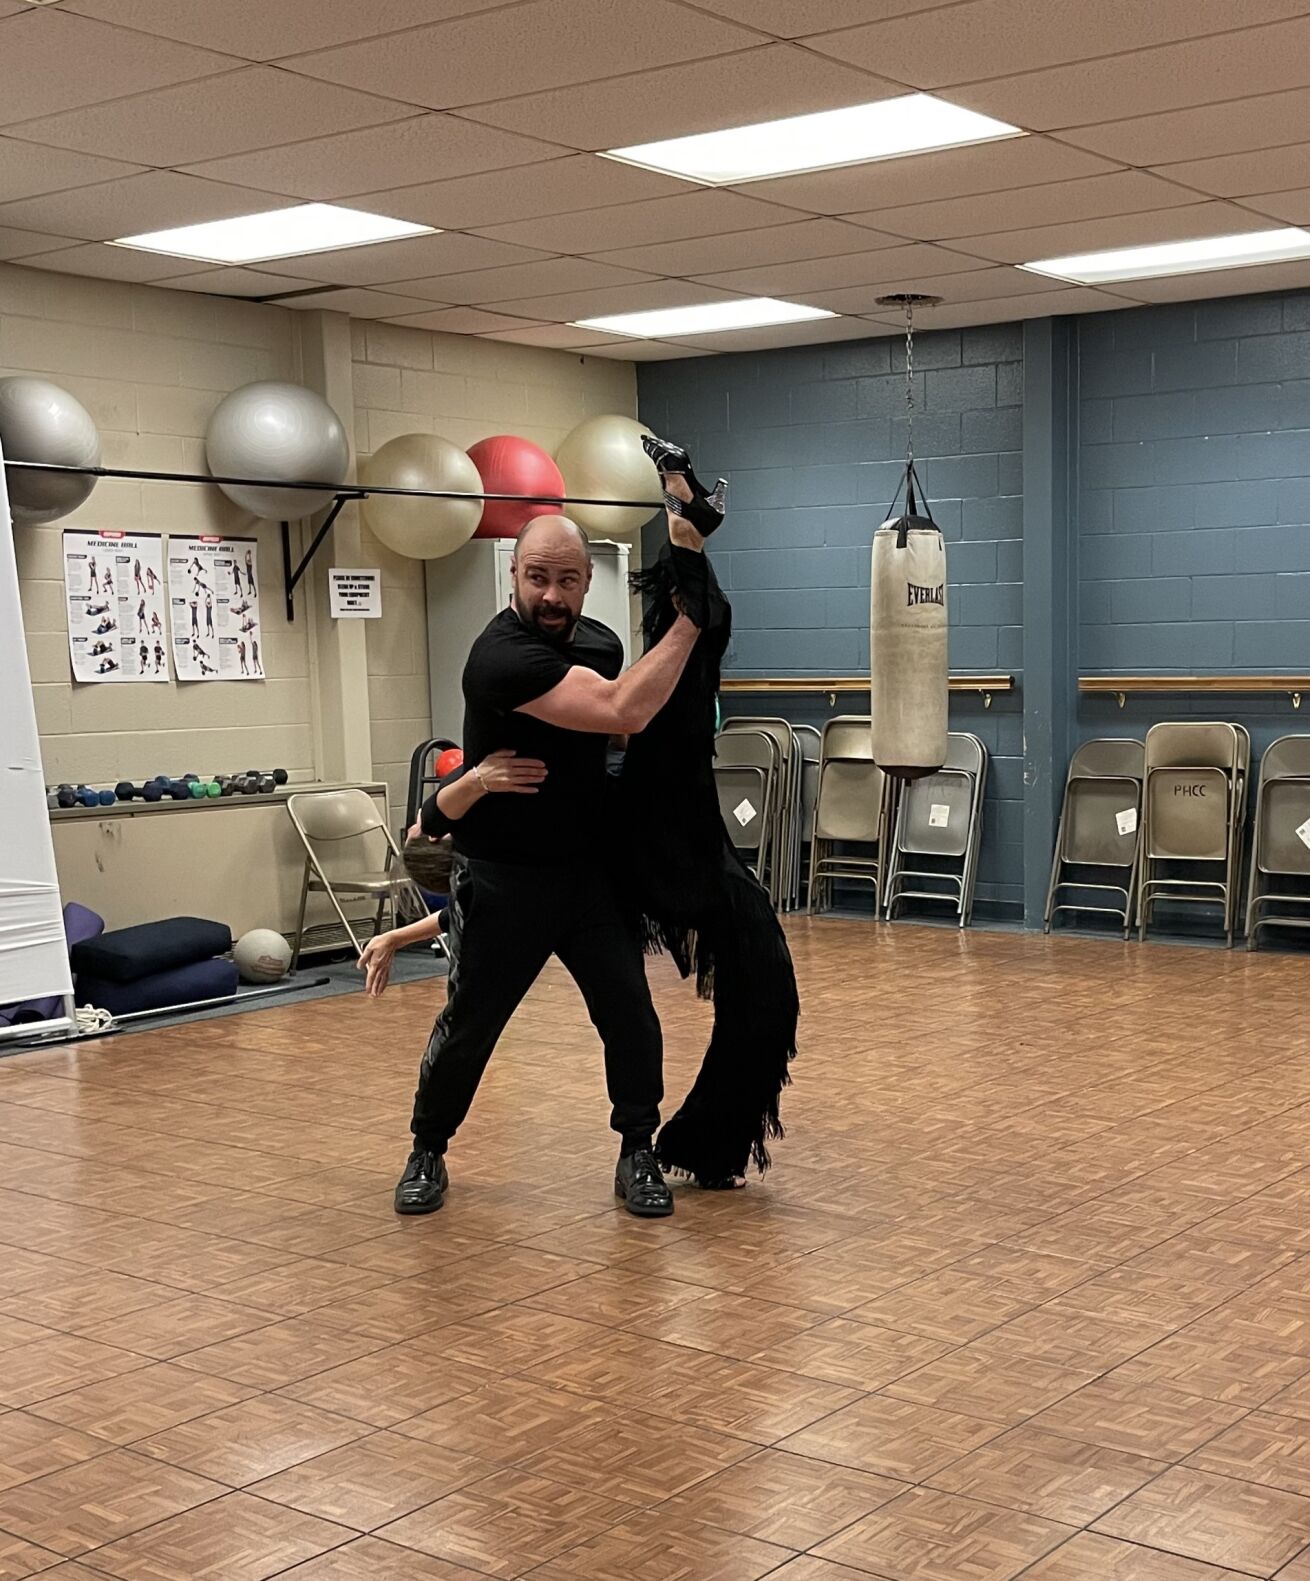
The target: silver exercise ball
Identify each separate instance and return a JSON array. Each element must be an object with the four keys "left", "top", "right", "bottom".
[
  {"left": 205, "top": 381, "right": 349, "bottom": 521},
  {"left": 0, "top": 377, "right": 101, "bottom": 526},
  {"left": 361, "top": 433, "right": 483, "bottom": 559},
  {"left": 554, "top": 413, "right": 662, "bottom": 537}
]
